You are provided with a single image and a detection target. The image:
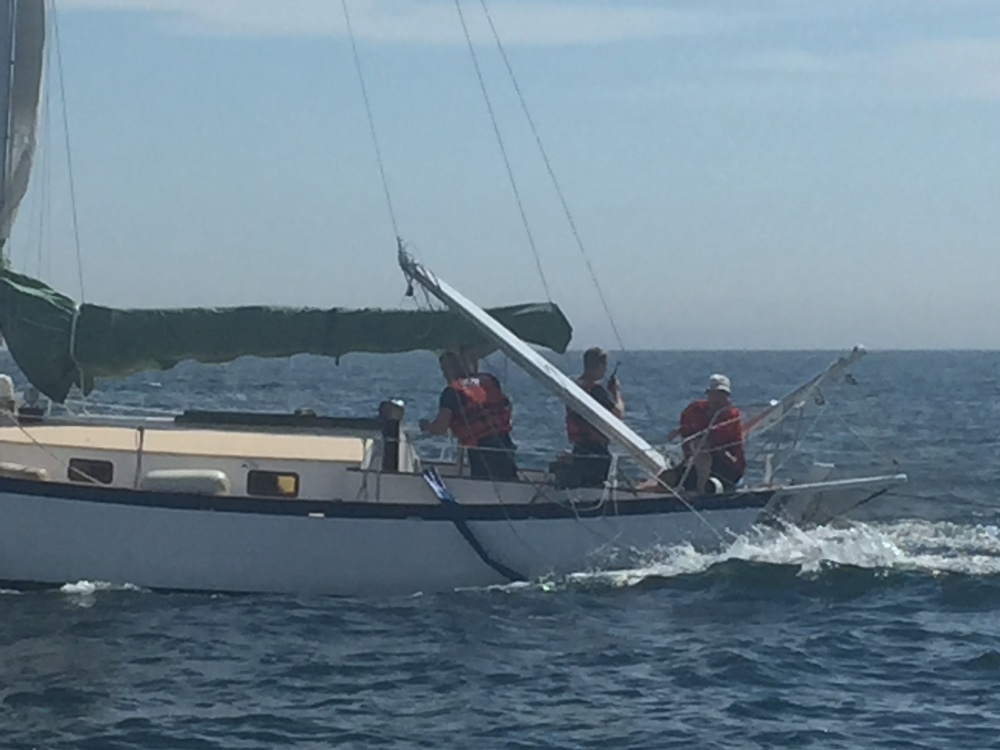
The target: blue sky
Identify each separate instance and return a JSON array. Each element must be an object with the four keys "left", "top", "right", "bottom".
[{"left": 7, "top": 0, "right": 1000, "bottom": 349}]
